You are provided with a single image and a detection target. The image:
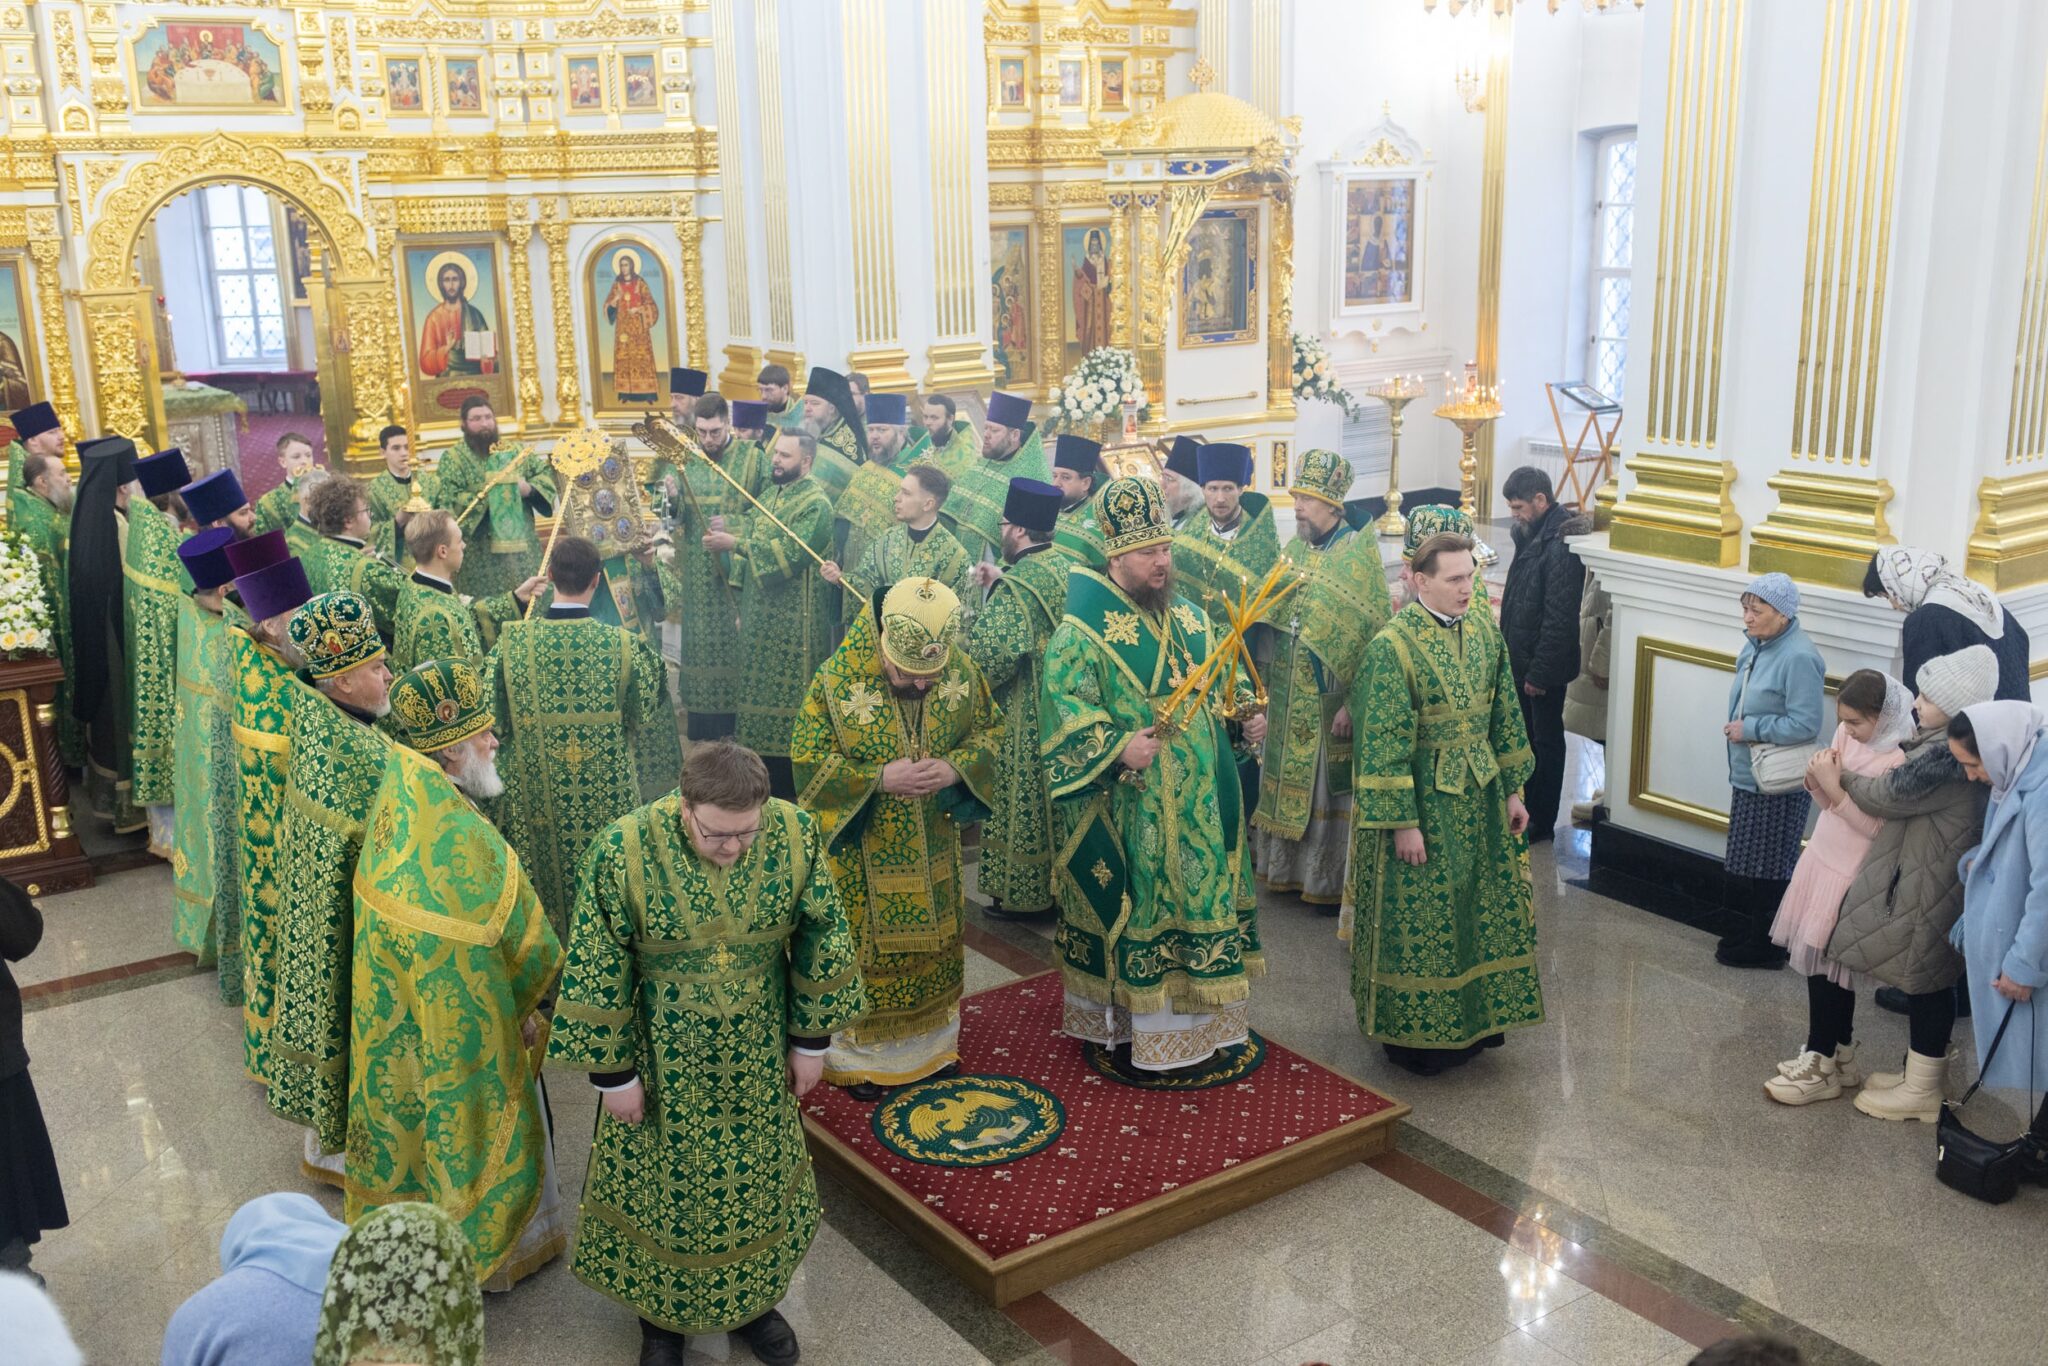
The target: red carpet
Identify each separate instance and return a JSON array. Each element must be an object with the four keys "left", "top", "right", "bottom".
[{"left": 803, "top": 973, "right": 1402, "bottom": 1268}]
